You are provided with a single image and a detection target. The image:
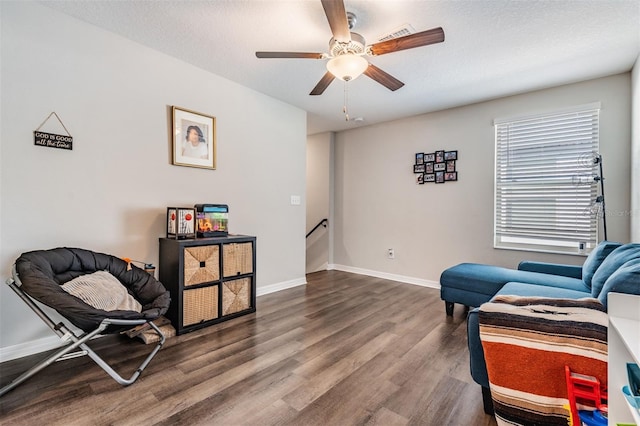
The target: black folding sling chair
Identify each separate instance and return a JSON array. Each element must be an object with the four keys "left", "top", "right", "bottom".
[{"left": 0, "top": 247, "right": 171, "bottom": 397}]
